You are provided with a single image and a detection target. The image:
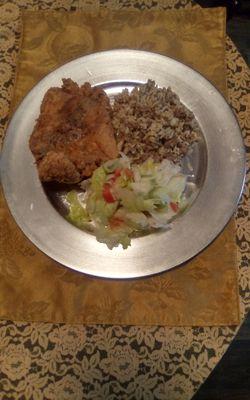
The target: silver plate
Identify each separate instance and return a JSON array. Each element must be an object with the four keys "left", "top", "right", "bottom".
[{"left": 0, "top": 50, "right": 245, "bottom": 279}]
